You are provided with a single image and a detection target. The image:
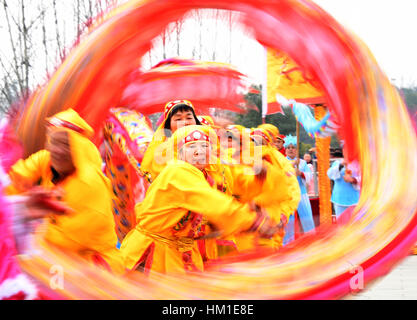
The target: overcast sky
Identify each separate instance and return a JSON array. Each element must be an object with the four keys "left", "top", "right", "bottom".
[
  {"left": 231, "top": 0, "right": 417, "bottom": 87},
  {"left": 147, "top": 0, "right": 417, "bottom": 87},
  {"left": 1, "top": 0, "right": 416, "bottom": 90},
  {"left": 311, "top": 0, "right": 416, "bottom": 87}
]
